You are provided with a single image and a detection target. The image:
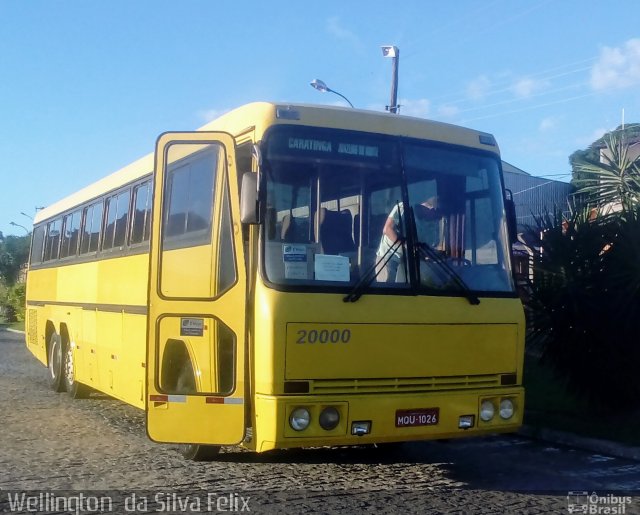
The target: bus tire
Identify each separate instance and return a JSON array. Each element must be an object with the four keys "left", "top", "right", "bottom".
[
  {"left": 171, "top": 350, "right": 221, "bottom": 461},
  {"left": 47, "top": 333, "right": 65, "bottom": 393},
  {"left": 63, "top": 342, "right": 89, "bottom": 399},
  {"left": 180, "top": 444, "right": 221, "bottom": 461}
]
